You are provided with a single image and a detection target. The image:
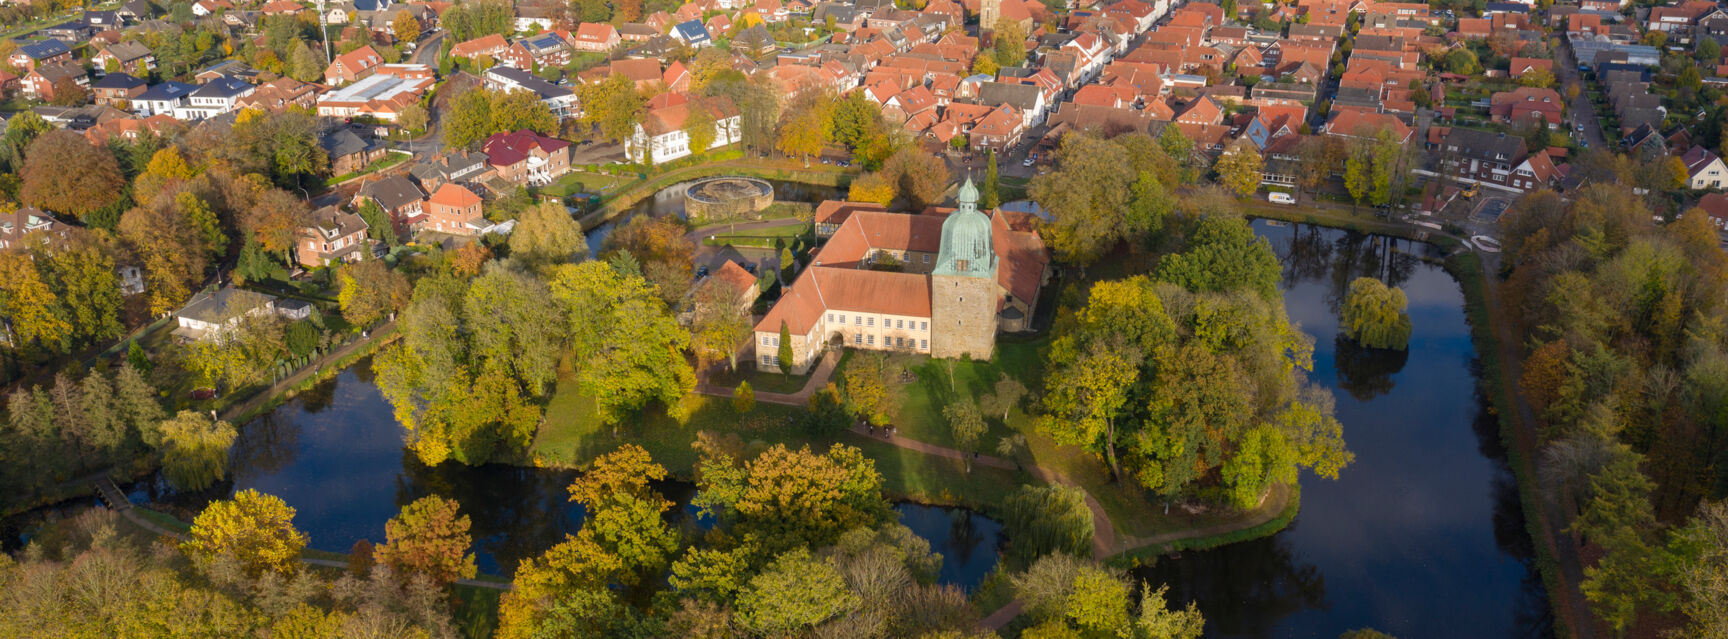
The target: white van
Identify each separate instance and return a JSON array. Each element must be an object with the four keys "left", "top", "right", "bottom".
[{"left": 1268, "top": 192, "right": 1296, "bottom": 205}]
